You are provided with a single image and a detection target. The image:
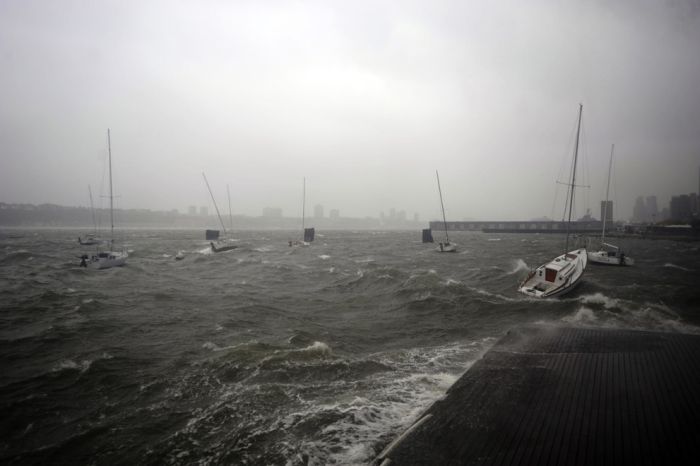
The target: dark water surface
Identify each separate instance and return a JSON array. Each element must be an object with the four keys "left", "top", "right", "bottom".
[{"left": 2, "top": 229, "right": 699, "bottom": 464}]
